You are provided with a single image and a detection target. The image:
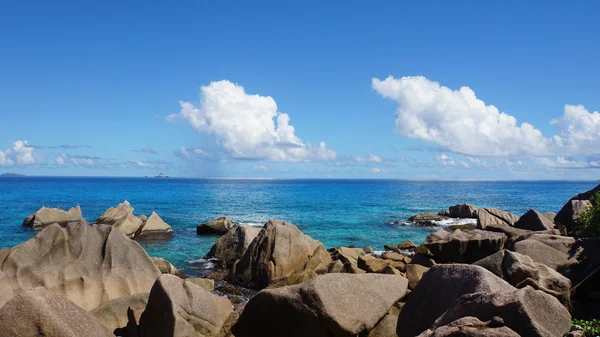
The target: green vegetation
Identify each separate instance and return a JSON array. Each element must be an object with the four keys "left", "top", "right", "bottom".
[
  {"left": 577, "top": 191, "right": 600, "bottom": 237},
  {"left": 572, "top": 319, "right": 600, "bottom": 336}
]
